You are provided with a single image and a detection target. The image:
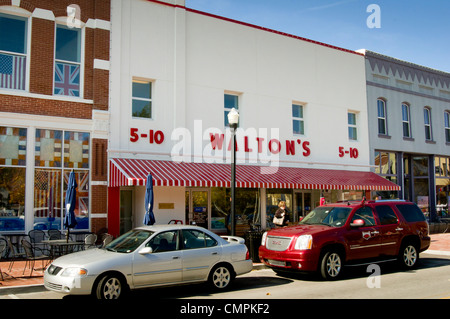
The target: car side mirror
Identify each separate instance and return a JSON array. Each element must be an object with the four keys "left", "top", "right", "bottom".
[
  {"left": 138, "top": 247, "right": 153, "bottom": 255},
  {"left": 350, "top": 219, "right": 365, "bottom": 227}
]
